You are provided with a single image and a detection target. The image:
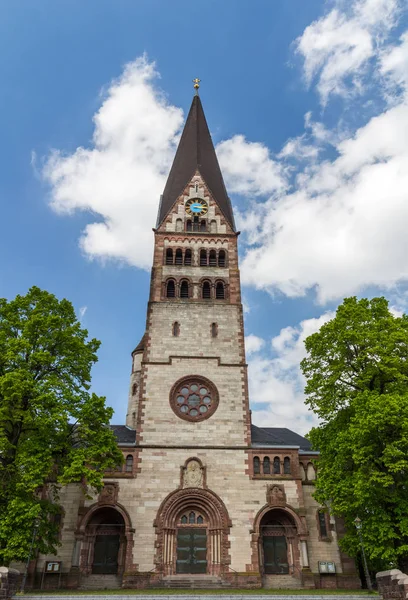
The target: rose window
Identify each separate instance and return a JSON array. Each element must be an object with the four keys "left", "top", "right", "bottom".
[{"left": 170, "top": 376, "right": 218, "bottom": 422}]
